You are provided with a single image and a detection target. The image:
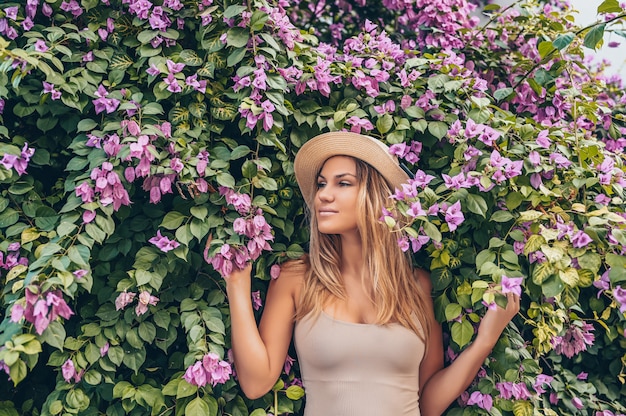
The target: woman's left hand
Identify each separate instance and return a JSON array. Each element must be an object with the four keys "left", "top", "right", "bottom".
[{"left": 475, "top": 292, "right": 520, "bottom": 348}]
